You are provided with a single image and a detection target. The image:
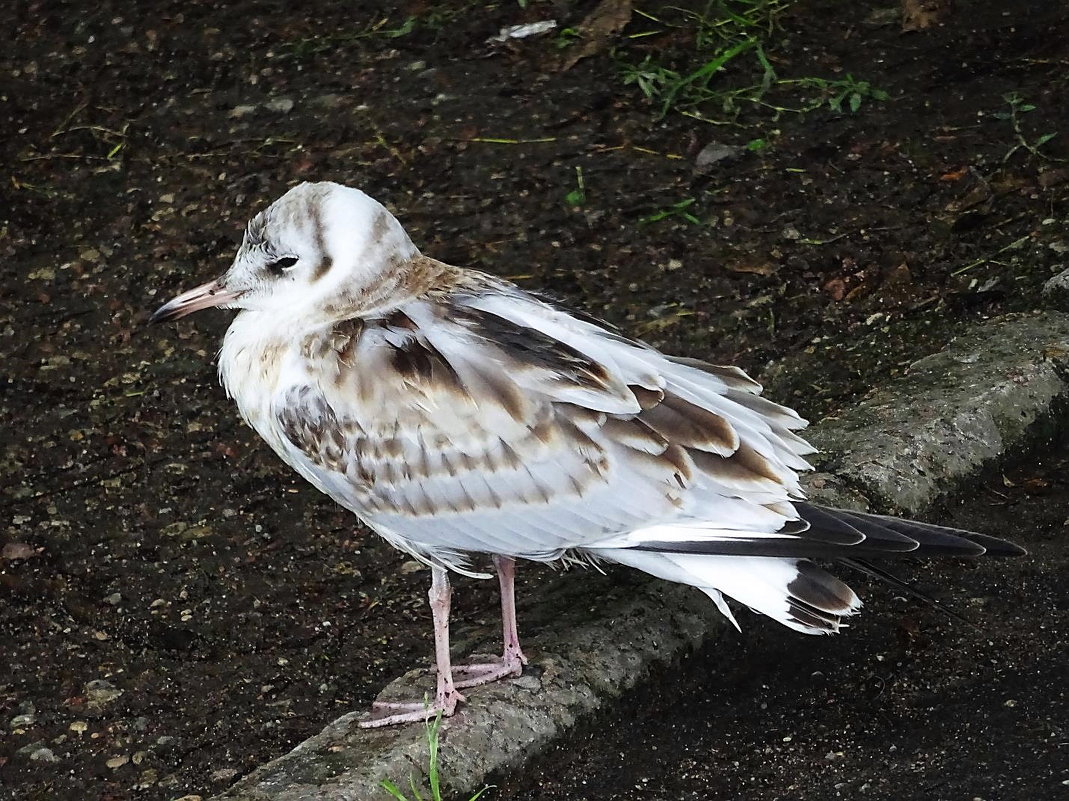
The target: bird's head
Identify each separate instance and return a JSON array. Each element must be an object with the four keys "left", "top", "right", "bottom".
[{"left": 150, "top": 181, "right": 420, "bottom": 324}]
